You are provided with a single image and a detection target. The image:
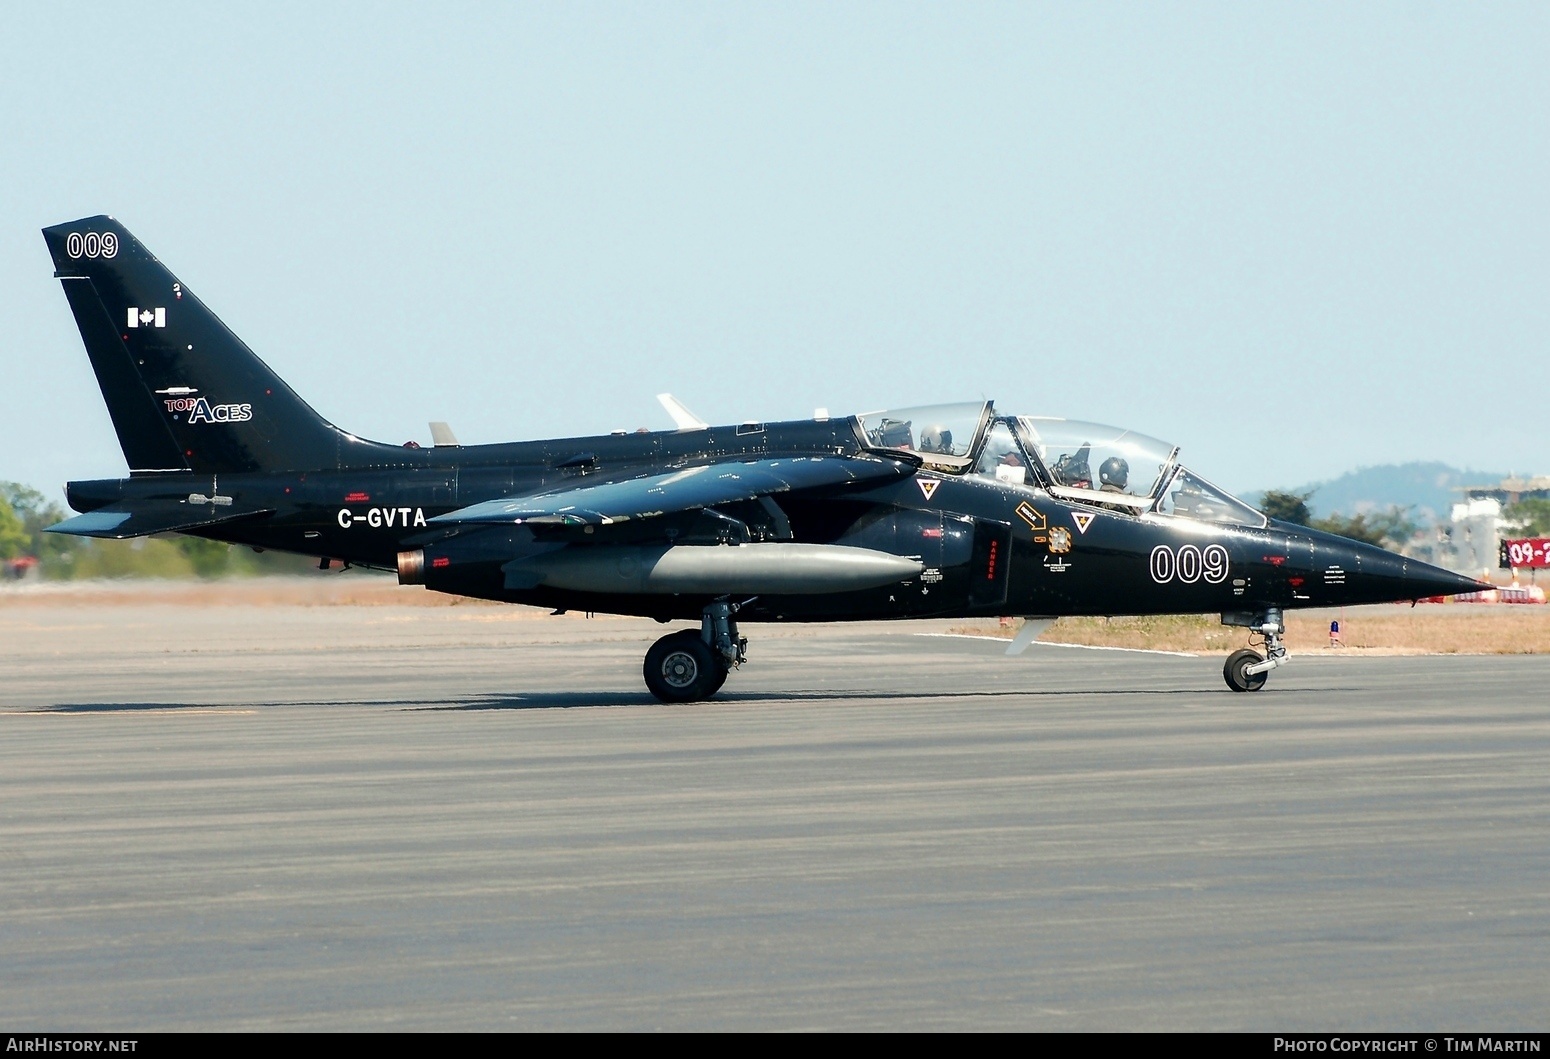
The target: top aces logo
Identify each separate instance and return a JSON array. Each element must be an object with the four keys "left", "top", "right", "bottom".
[{"left": 163, "top": 396, "right": 253, "bottom": 424}]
